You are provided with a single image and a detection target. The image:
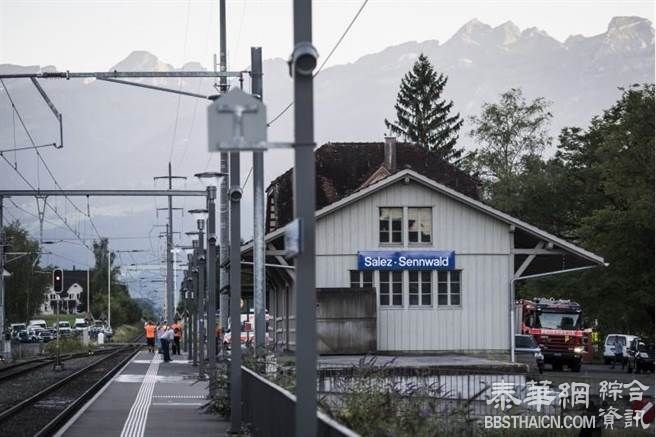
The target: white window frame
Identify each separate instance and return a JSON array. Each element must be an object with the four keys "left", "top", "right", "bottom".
[
  {"left": 407, "top": 206, "right": 433, "bottom": 245},
  {"left": 349, "top": 270, "right": 374, "bottom": 288},
  {"left": 379, "top": 270, "right": 403, "bottom": 307},
  {"left": 378, "top": 207, "right": 404, "bottom": 245},
  {"left": 437, "top": 270, "right": 462, "bottom": 307},
  {"left": 408, "top": 270, "right": 433, "bottom": 307}
]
